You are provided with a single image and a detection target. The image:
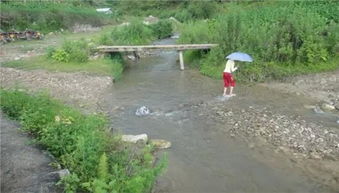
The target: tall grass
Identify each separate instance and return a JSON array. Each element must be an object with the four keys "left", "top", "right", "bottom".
[
  {"left": 0, "top": 89, "right": 166, "bottom": 193},
  {"left": 97, "top": 19, "right": 173, "bottom": 45},
  {"left": 115, "top": 1, "right": 219, "bottom": 22},
  {"left": 178, "top": 1, "right": 339, "bottom": 82},
  {"left": 48, "top": 39, "right": 91, "bottom": 63},
  {"left": 1, "top": 1, "right": 113, "bottom": 33}
]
